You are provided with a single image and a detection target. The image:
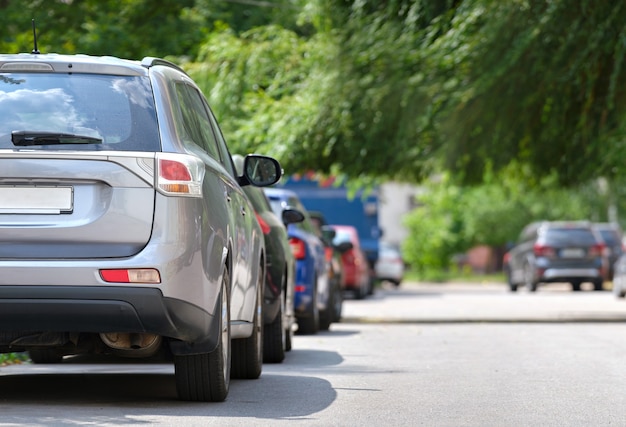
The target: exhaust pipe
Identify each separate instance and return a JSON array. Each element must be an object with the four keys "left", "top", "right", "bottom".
[{"left": 99, "top": 332, "right": 162, "bottom": 357}]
